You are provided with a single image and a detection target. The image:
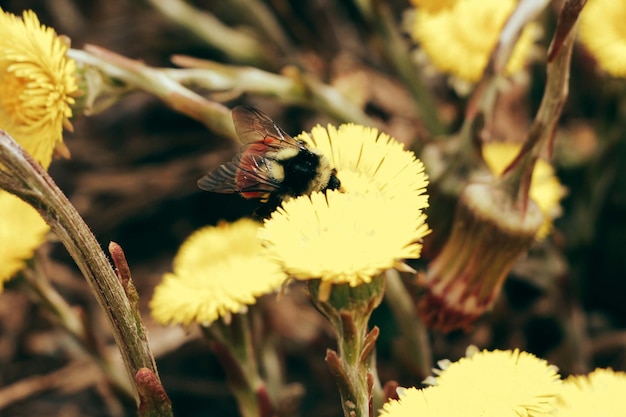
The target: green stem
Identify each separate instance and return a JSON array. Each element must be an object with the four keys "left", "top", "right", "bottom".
[
  {"left": 0, "top": 131, "right": 160, "bottom": 406},
  {"left": 67, "top": 46, "right": 237, "bottom": 141},
  {"left": 202, "top": 313, "right": 274, "bottom": 417},
  {"left": 310, "top": 277, "right": 385, "bottom": 417},
  {"left": 356, "top": 0, "right": 444, "bottom": 136},
  {"left": 168, "top": 56, "right": 377, "bottom": 126},
  {"left": 499, "top": 0, "right": 580, "bottom": 209},
  {"left": 145, "top": 0, "right": 270, "bottom": 67}
]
